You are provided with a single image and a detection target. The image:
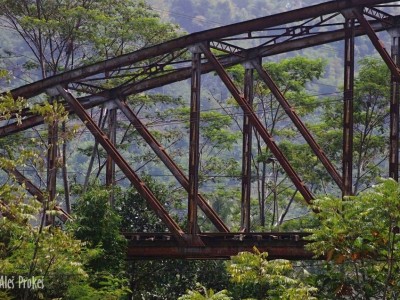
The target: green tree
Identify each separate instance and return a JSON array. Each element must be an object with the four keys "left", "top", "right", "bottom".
[
  {"left": 0, "top": 0, "right": 179, "bottom": 78},
  {"left": 0, "top": 87, "right": 130, "bottom": 299},
  {"left": 179, "top": 248, "right": 317, "bottom": 300},
  {"left": 306, "top": 178, "right": 400, "bottom": 299},
  {"left": 0, "top": 185, "right": 90, "bottom": 299},
  {"left": 66, "top": 186, "right": 131, "bottom": 298},
  {"left": 116, "top": 179, "right": 169, "bottom": 233},
  {"left": 0, "top": 91, "right": 88, "bottom": 299},
  {"left": 178, "top": 283, "right": 232, "bottom": 300},
  {"left": 227, "top": 248, "right": 317, "bottom": 300},
  {"left": 314, "top": 57, "right": 390, "bottom": 194},
  {"left": 0, "top": 0, "right": 182, "bottom": 214},
  {"left": 69, "top": 186, "right": 128, "bottom": 275}
]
